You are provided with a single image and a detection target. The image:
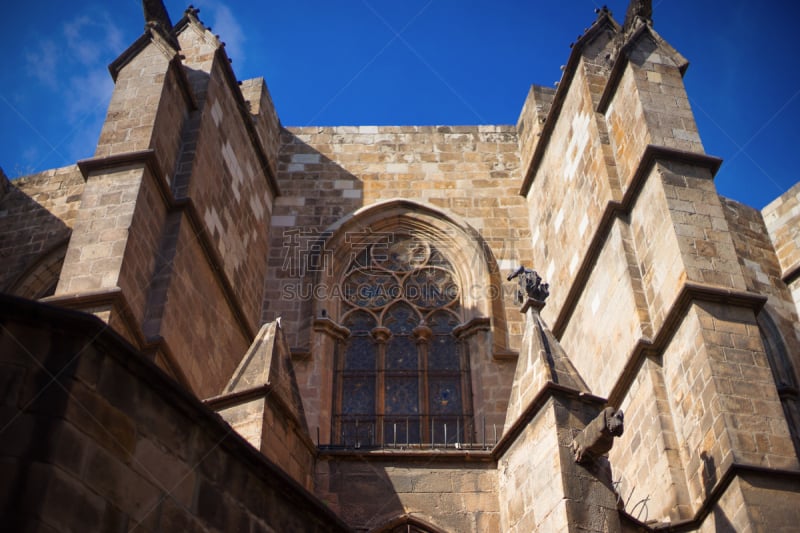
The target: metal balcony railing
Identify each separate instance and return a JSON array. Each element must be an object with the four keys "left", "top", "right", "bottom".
[{"left": 320, "top": 414, "right": 501, "bottom": 451}]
